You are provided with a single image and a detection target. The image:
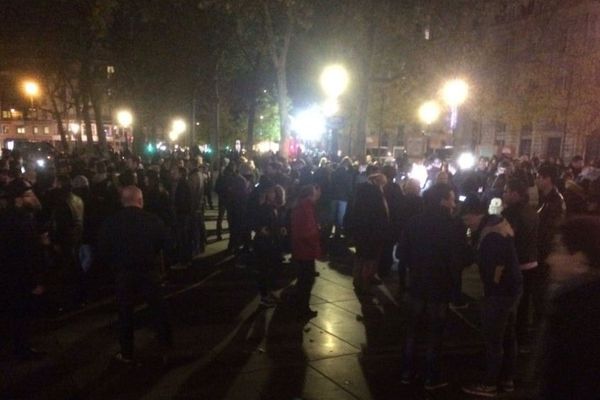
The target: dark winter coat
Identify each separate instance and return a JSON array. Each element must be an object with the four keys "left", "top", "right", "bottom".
[
  {"left": 502, "top": 201, "right": 539, "bottom": 266},
  {"left": 397, "top": 206, "right": 469, "bottom": 303},
  {"left": 475, "top": 215, "right": 523, "bottom": 298}
]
